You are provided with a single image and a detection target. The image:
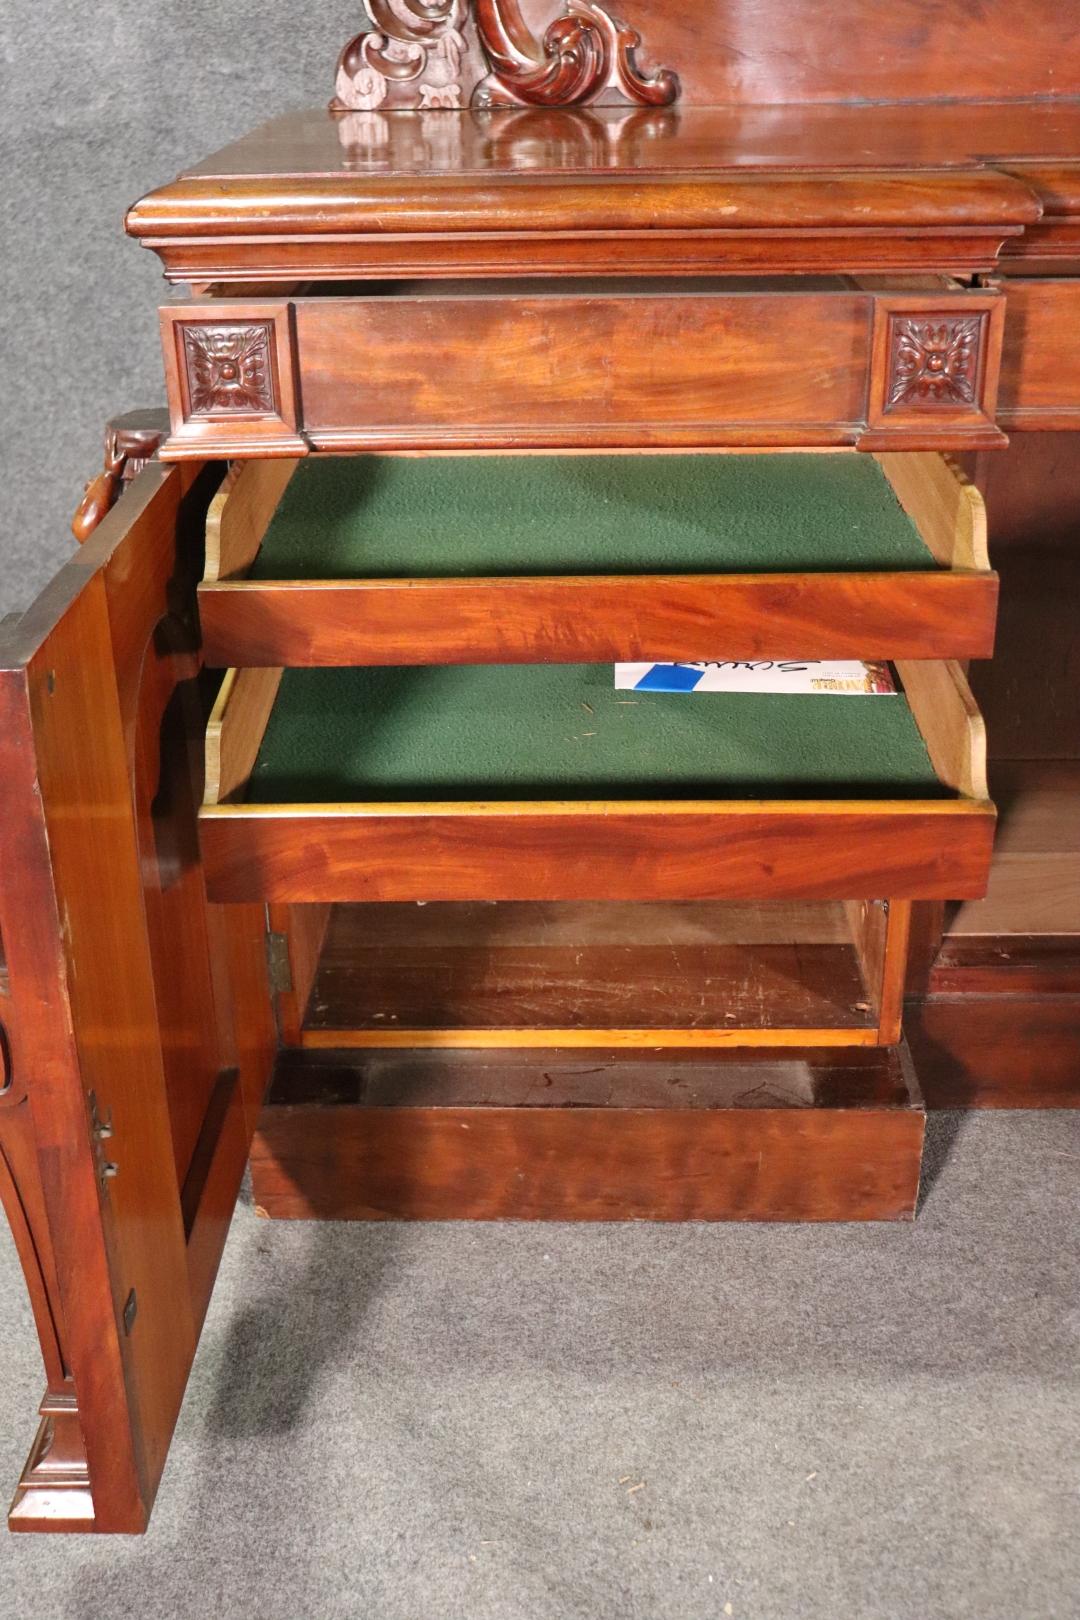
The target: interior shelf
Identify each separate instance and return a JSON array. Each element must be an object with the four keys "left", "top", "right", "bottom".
[
  {"left": 293, "top": 899, "right": 887, "bottom": 1047},
  {"left": 247, "top": 452, "right": 940, "bottom": 578},
  {"left": 947, "top": 760, "right": 1080, "bottom": 940}
]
